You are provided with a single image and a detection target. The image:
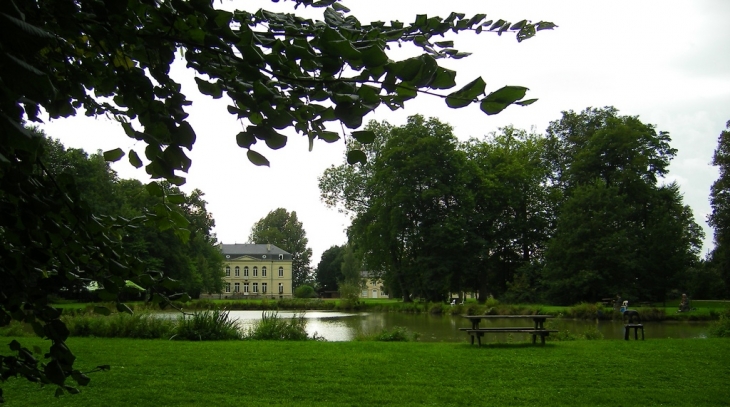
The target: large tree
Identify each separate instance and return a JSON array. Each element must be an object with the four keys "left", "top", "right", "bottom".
[
  {"left": 348, "top": 115, "right": 474, "bottom": 302},
  {"left": 248, "top": 208, "right": 313, "bottom": 288},
  {"left": 708, "top": 121, "right": 730, "bottom": 298},
  {"left": 542, "top": 107, "right": 702, "bottom": 304},
  {"left": 0, "top": 0, "right": 554, "bottom": 399},
  {"left": 462, "top": 127, "right": 556, "bottom": 300},
  {"left": 315, "top": 245, "right": 345, "bottom": 293}
]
